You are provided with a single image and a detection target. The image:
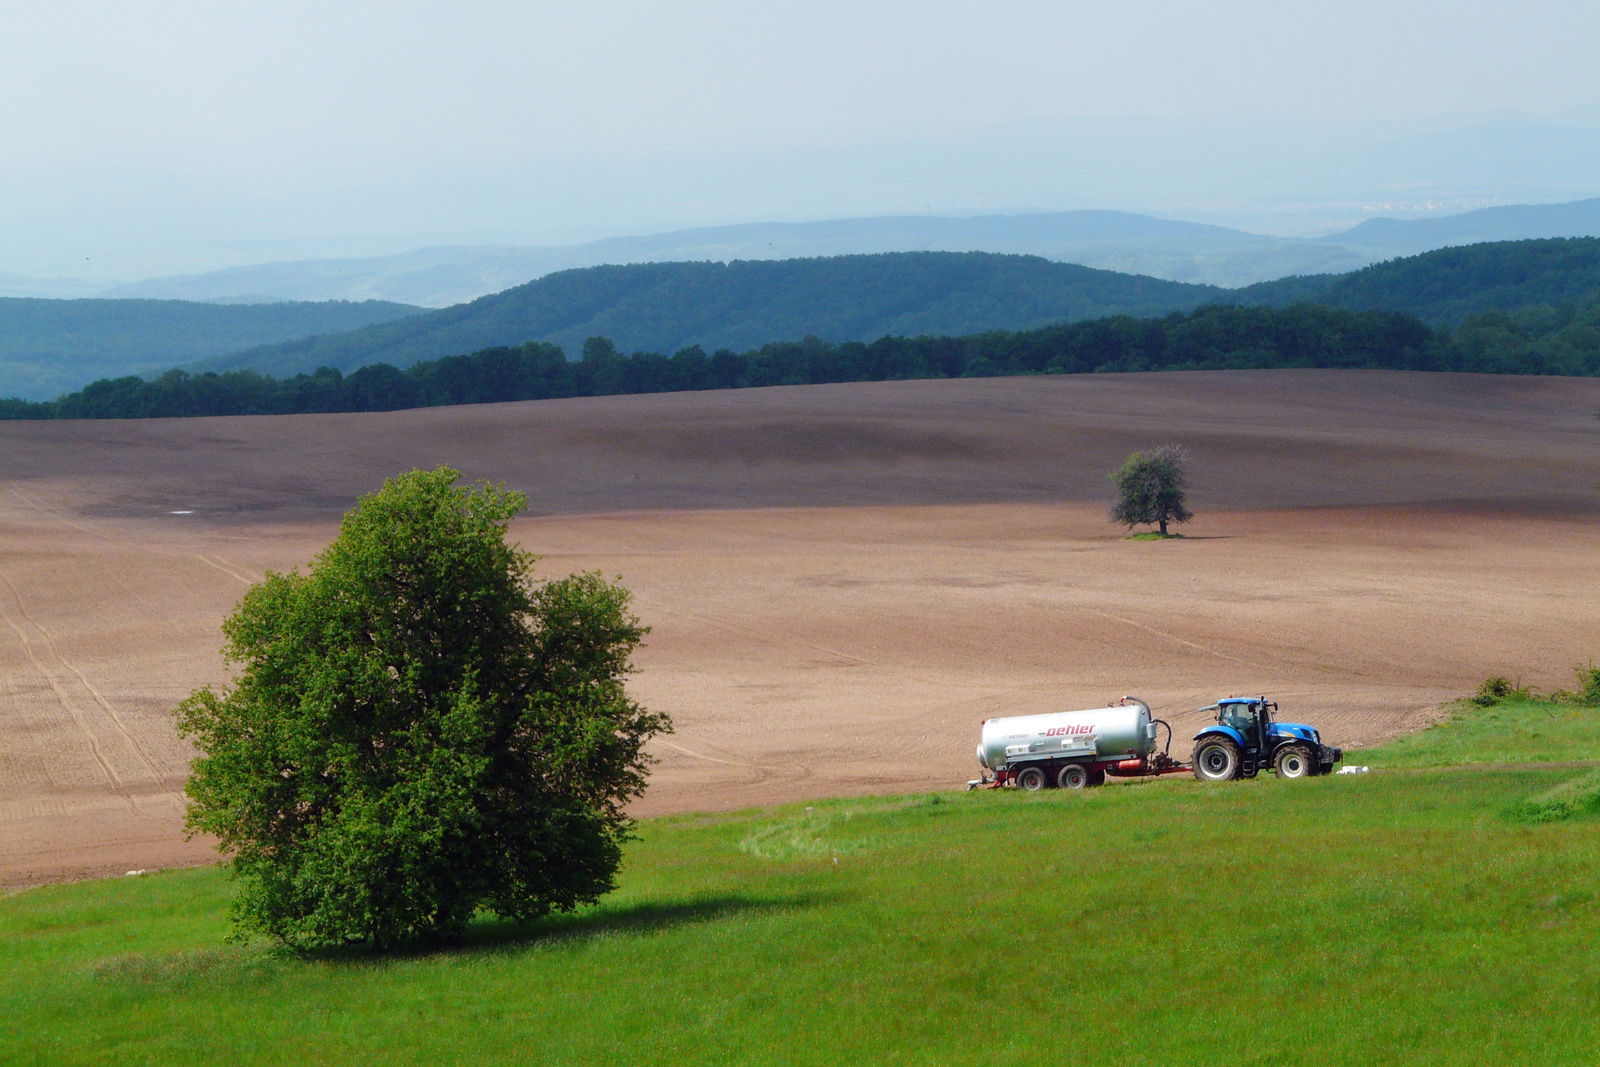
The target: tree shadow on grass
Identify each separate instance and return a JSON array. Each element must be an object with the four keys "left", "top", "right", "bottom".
[
  {"left": 93, "top": 895, "right": 835, "bottom": 988},
  {"left": 469, "top": 893, "right": 832, "bottom": 953},
  {"left": 298, "top": 891, "right": 836, "bottom": 965}
]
